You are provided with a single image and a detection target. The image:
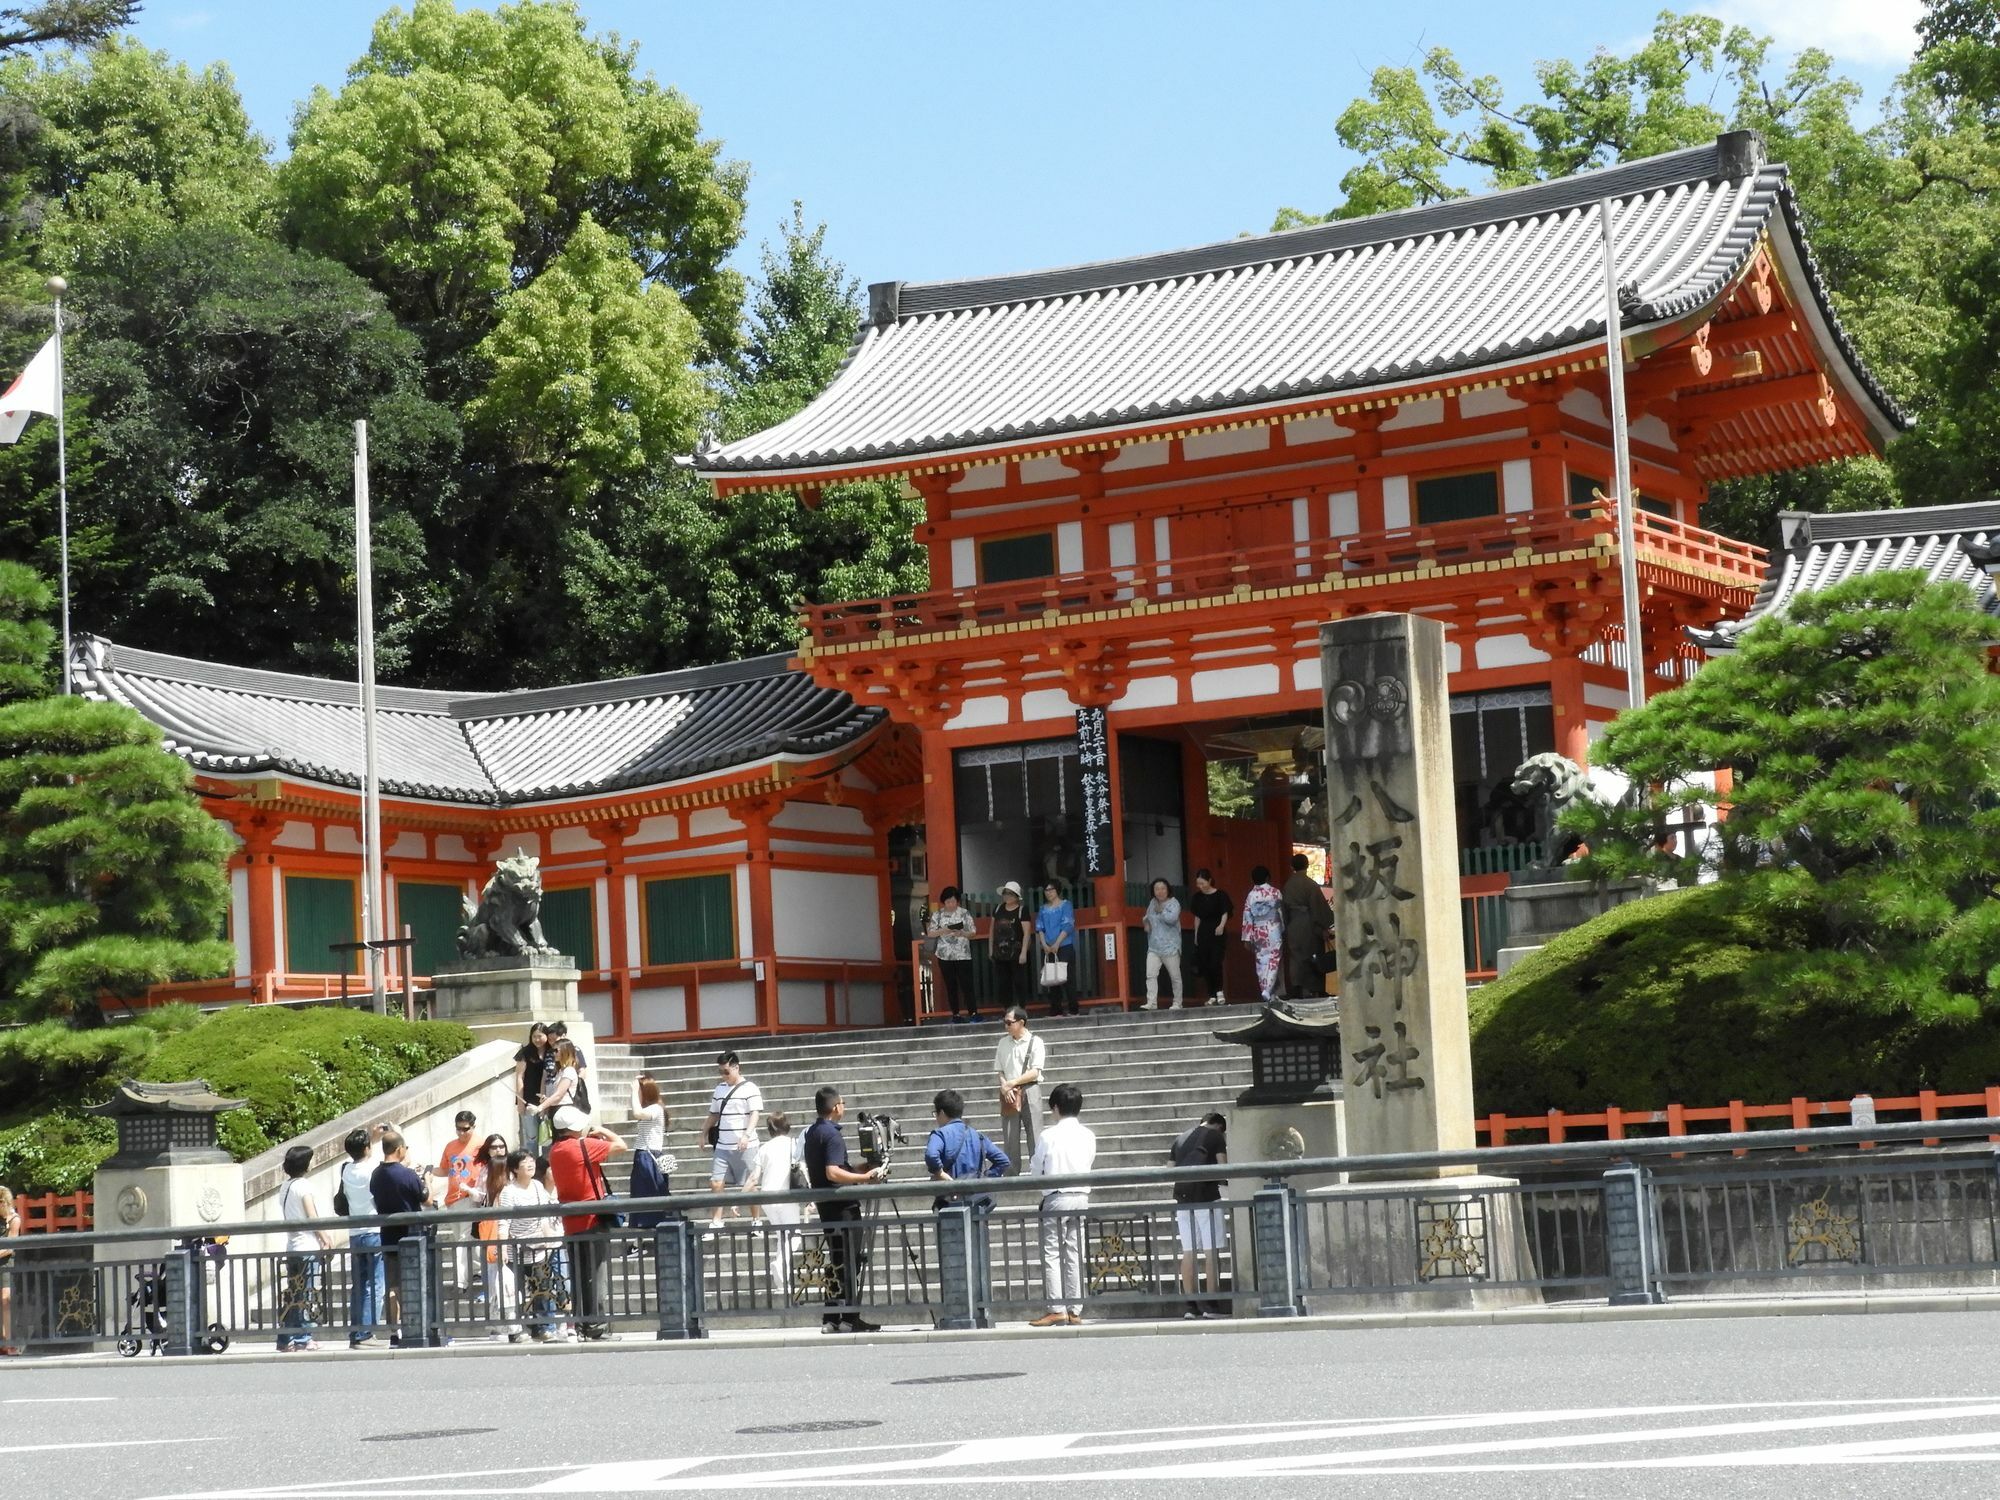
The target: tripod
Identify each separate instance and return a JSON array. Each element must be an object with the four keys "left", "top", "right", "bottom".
[{"left": 862, "top": 1164, "right": 930, "bottom": 1303}]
